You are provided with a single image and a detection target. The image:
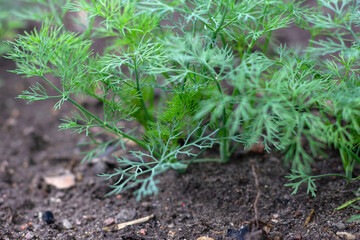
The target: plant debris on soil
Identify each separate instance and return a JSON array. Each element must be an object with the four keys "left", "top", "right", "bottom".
[{"left": 1, "top": 57, "right": 360, "bottom": 240}]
